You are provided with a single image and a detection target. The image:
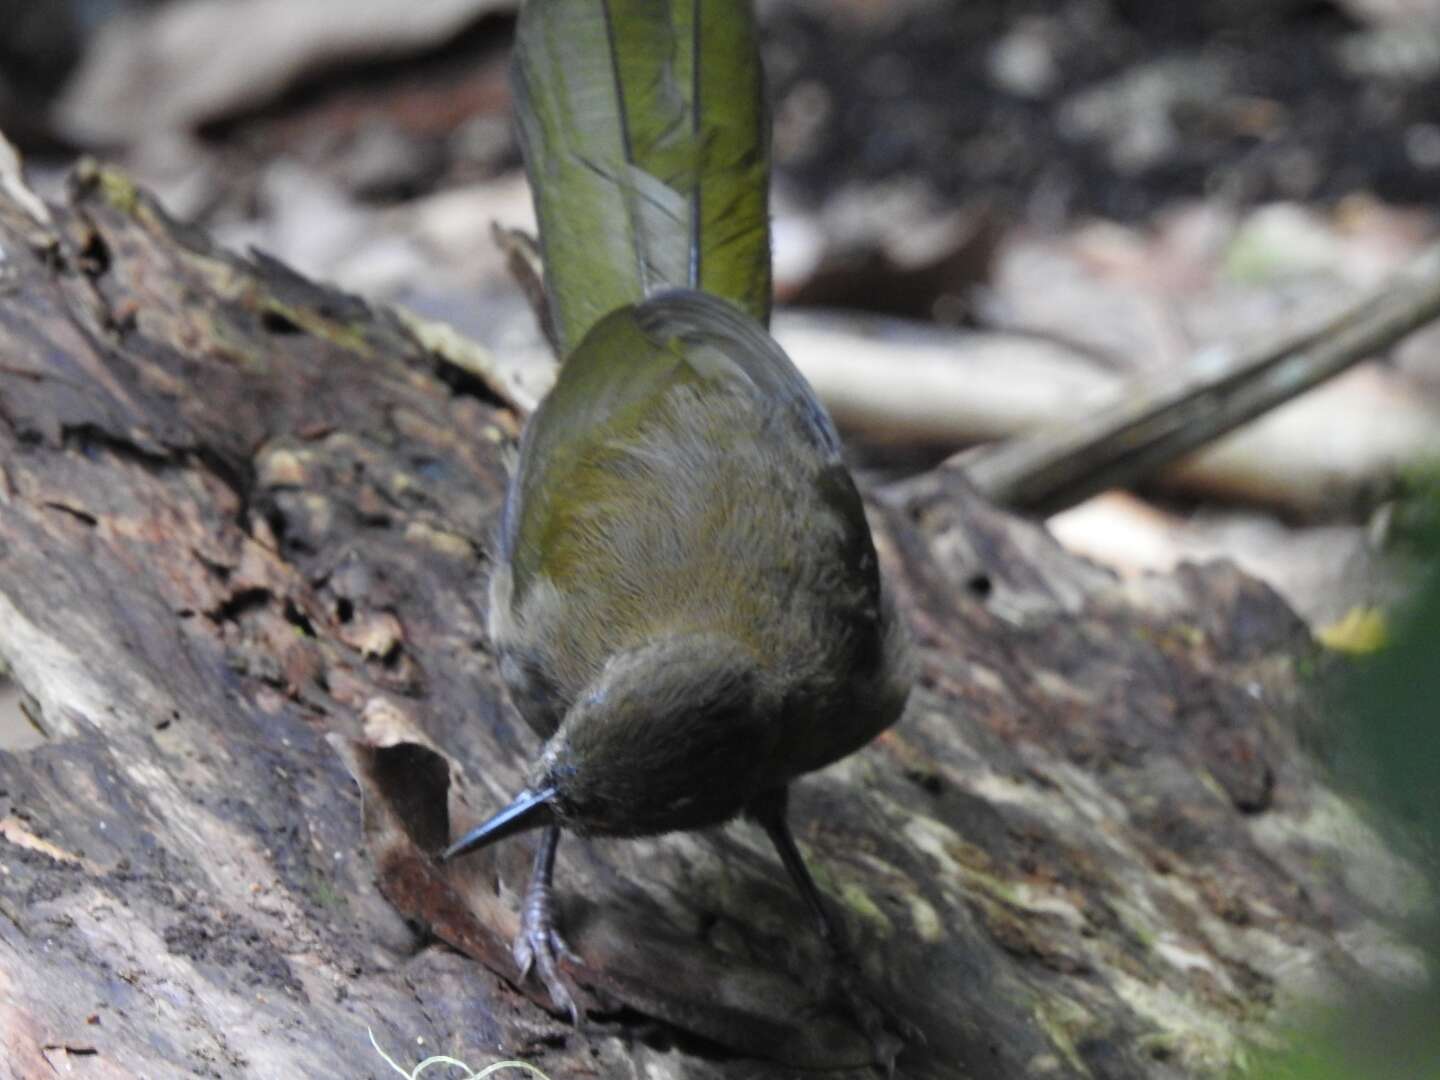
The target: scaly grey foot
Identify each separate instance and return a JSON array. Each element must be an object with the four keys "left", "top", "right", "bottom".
[
  {"left": 514, "top": 825, "right": 583, "bottom": 1023},
  {"left": 825, "top": 957, "right": 913, "bottom": 1076}
]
